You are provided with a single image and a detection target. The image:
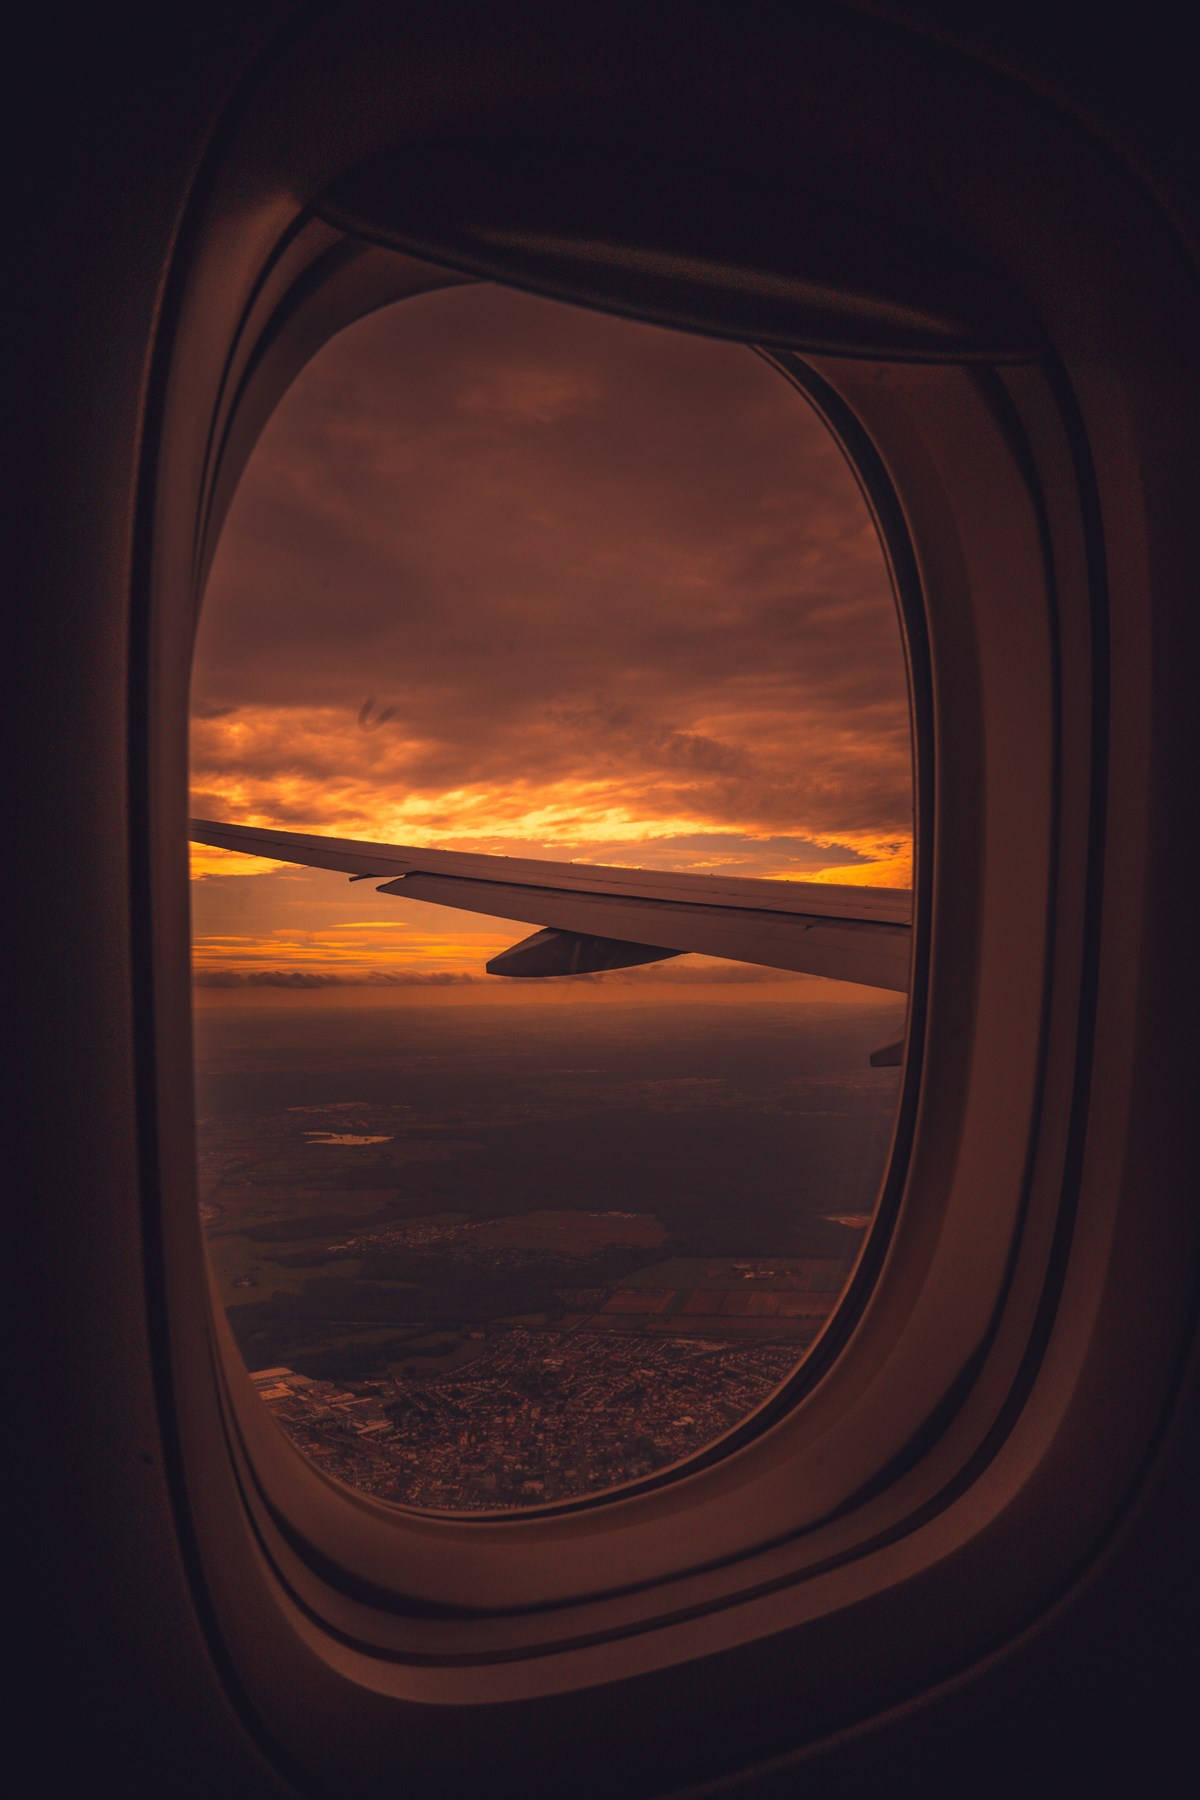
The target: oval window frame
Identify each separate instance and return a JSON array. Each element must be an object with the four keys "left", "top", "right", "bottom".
[{"left": 130, "top": 7, "right": 1166, "bottom": 1788}]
